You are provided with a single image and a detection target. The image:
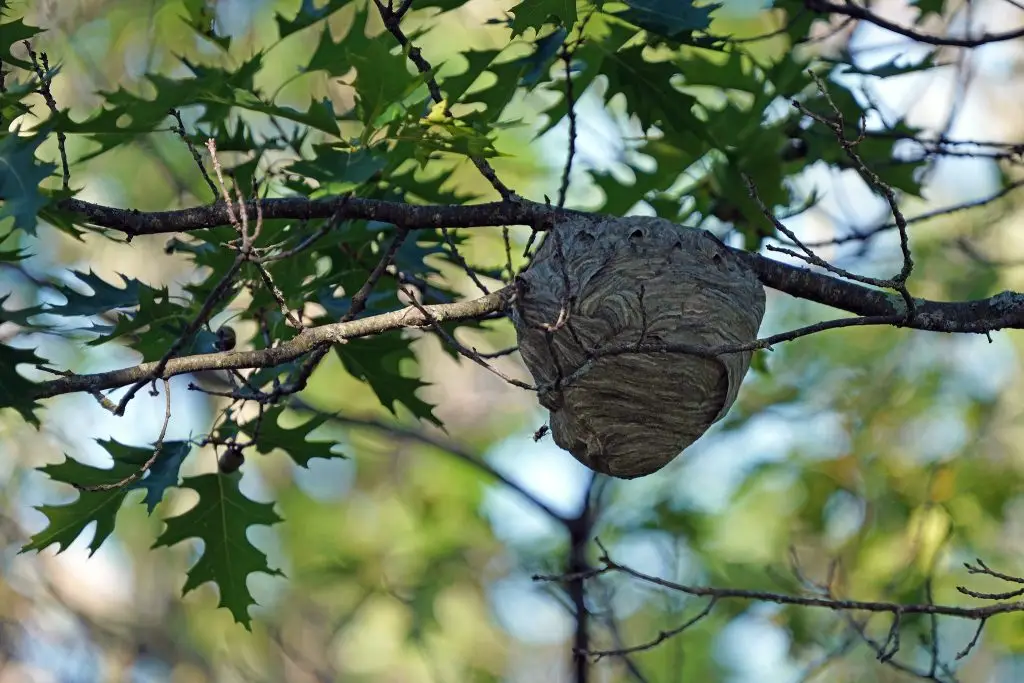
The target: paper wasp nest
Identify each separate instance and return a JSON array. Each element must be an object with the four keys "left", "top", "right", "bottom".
[{"left": 512, "top": 215, "right": 765, "bottom": 479}]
